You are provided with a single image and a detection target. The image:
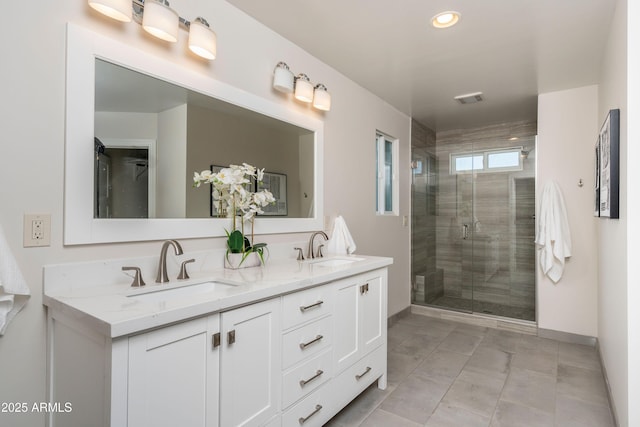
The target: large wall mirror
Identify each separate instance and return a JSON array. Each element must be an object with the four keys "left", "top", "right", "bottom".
[{"left": 65, "top": 24, "right": 324, "bottom": 244}]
